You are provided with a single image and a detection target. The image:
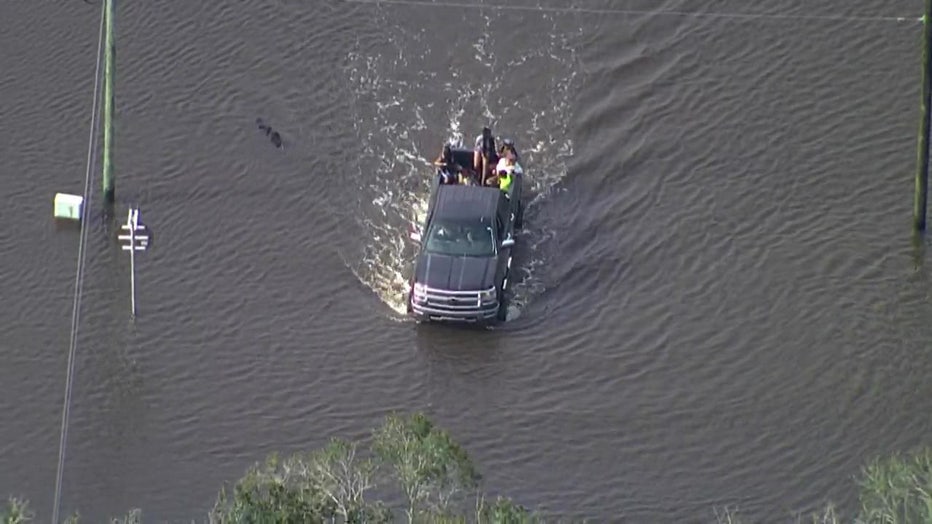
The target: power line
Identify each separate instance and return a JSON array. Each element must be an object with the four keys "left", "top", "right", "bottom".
[
  {"left": 343, "top": 0, "right": 918, "bottom": 23},
  {"left": 51, "top": 1, "right": 106, "bottom": 522}
]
